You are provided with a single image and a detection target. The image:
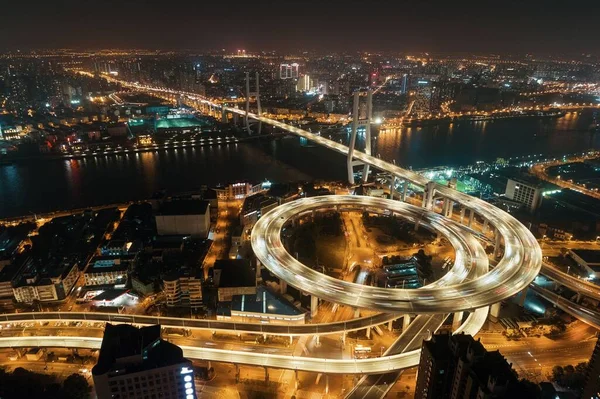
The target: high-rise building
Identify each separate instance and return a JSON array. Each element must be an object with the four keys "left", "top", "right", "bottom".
[
  {"left": 280, "top": 63, "right": 299, "bottom": 79},
  {"left": 583, "top": 337, "right": 600, "bottom": 399},
  {"left": 415, "top": 333, "right": 534, "bottom": 399},
  {"left": 92, "top": 323, "right": 197, "bottom": 399}
]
